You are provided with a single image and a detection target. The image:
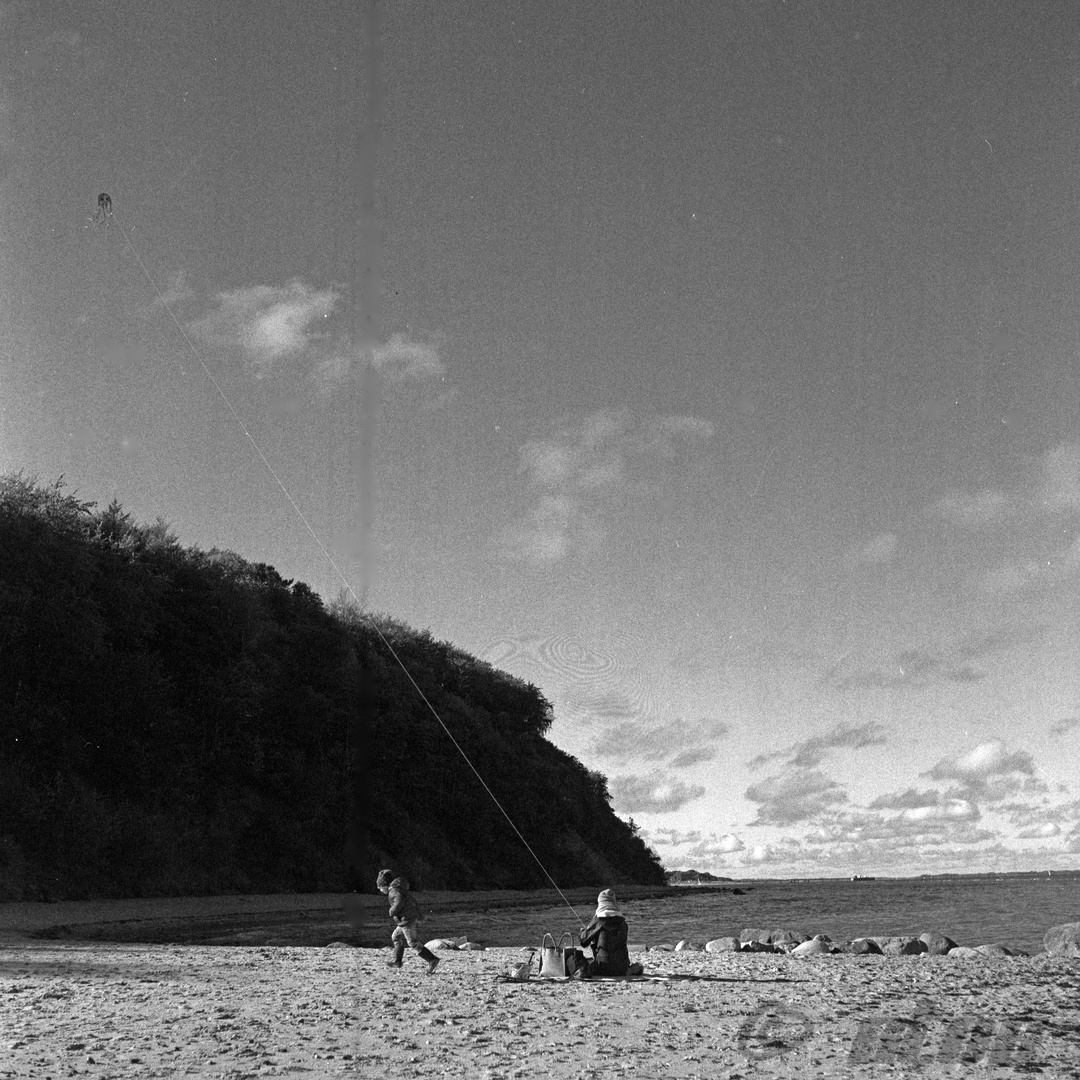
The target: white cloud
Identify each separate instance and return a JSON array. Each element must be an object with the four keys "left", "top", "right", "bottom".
[
  {"left": 372, "top": 332, "right": 445, "bottom": 381},
  {"left": 189, "top": 279, "right": 338, "bottom": 375},
  {"left": 854, "top": 532, "right": 898, "bottom": 564},
  {"left": 610, "top": 772, "right": 706, "bottom": 814},
  {"left": 1039, "top": 442, "right": 1080, "bottom": 512},
  {"left": 150, "top": 269, "right": 193, "bottom": 312},
  {"left": 744, "top": 769, "right": 848, "bottom": 826},
  {"left": 498, "top": 408, "right": 714, "bottom": 563},
  {"left": 931, "top": 490, "right": 1012, "bottom": 527},
  {"left": 748, "top": 721, "right": 887, "bottom": 770}
]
